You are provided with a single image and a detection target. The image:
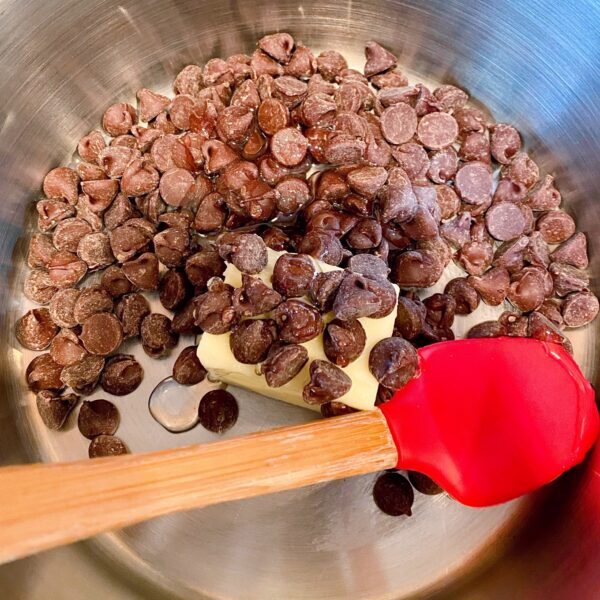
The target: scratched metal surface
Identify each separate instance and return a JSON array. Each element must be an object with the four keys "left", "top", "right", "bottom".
[{"left": 0, "top": 1, "right": 599, "bottom": 598}]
